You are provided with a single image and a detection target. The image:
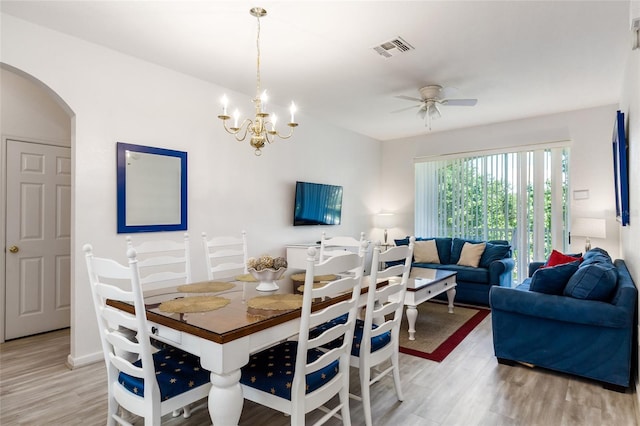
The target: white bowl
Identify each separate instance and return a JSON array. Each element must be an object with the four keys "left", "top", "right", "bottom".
[{"left": 248, "top": 267, "right": 286, "bottom": 292}]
